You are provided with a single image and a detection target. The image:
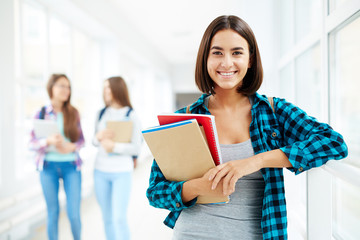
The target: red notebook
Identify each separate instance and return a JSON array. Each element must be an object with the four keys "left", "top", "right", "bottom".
[{"left": 158, "top": 113, "right": 222, "bottom": 165}]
